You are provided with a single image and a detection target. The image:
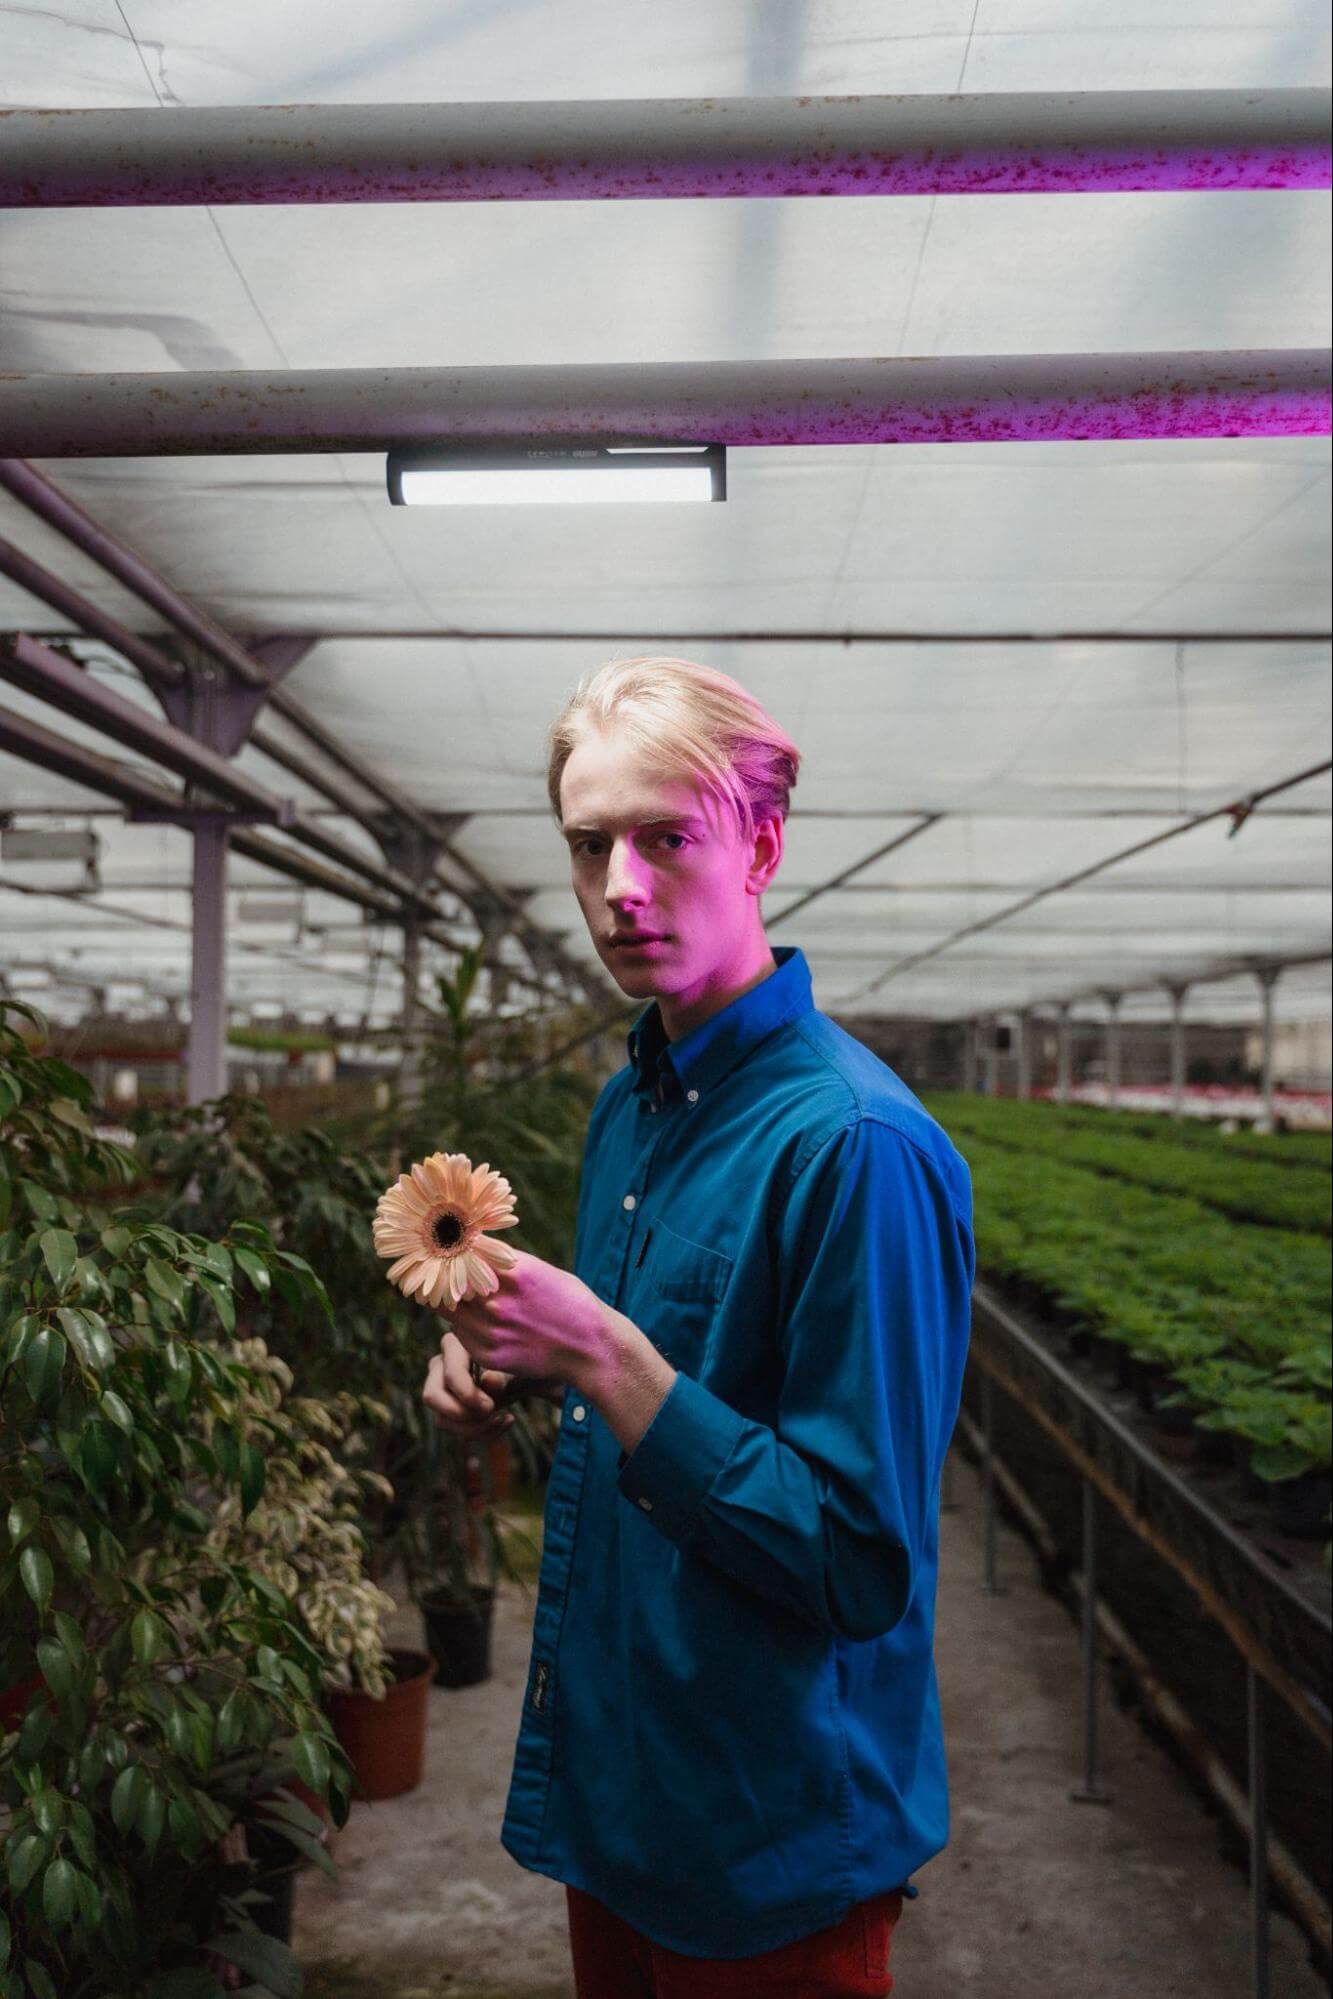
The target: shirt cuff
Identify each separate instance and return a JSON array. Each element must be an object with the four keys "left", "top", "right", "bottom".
[{"left": 615, "top": 1369, "right": 749, "bottom": 1543}]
